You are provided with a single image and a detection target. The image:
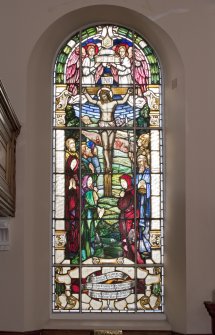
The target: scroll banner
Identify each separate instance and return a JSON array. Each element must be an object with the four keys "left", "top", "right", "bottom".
[
  {"left": 88, "top": 289, "right": 133, "bottom": 300},
  {"left": 84, "top": 271, "right": 135, "bottom": 300},
  {"left": 84, "top": 281, "right": 134, "bottom": 292},
  {"left": 88, "top": 271, "right": 128, "bottom": 283}
]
